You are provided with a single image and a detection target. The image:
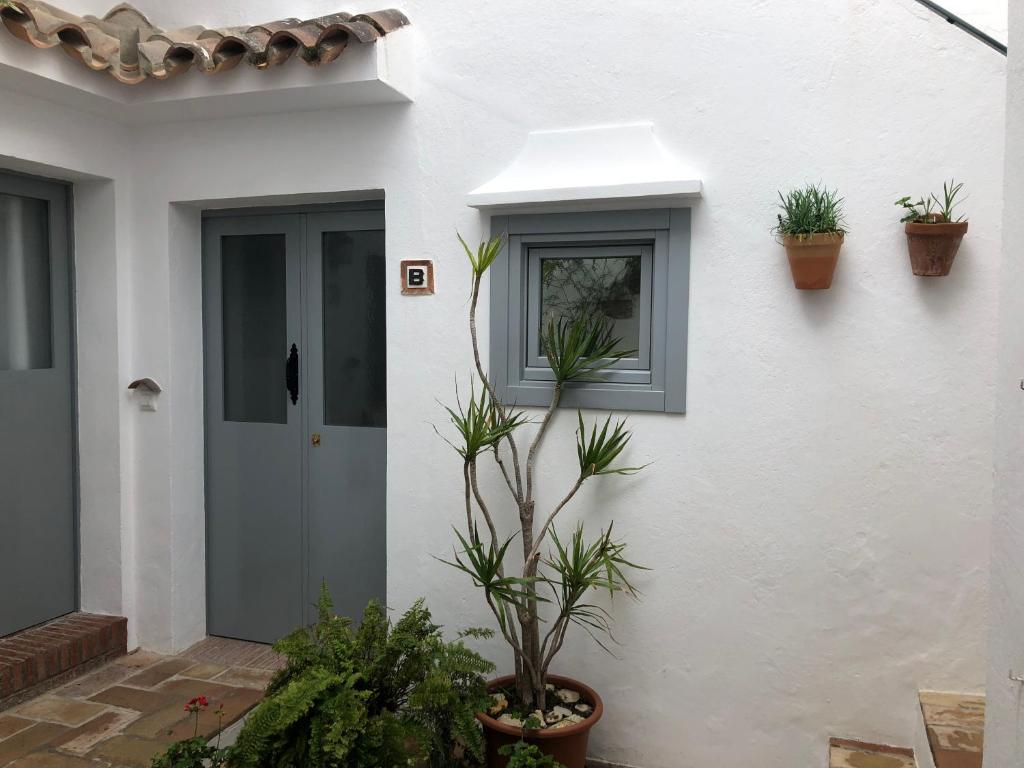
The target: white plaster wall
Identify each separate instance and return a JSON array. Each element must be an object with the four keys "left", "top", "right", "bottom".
[
  {"left": 938, "top": 0, "right": 1007, "bottom": 41},
  {"left": 983, "top": 2, "right": 1024, "bottom": 765},
  {"left": 0, "top": 0, "right": 1010, "bottom": 766}
]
